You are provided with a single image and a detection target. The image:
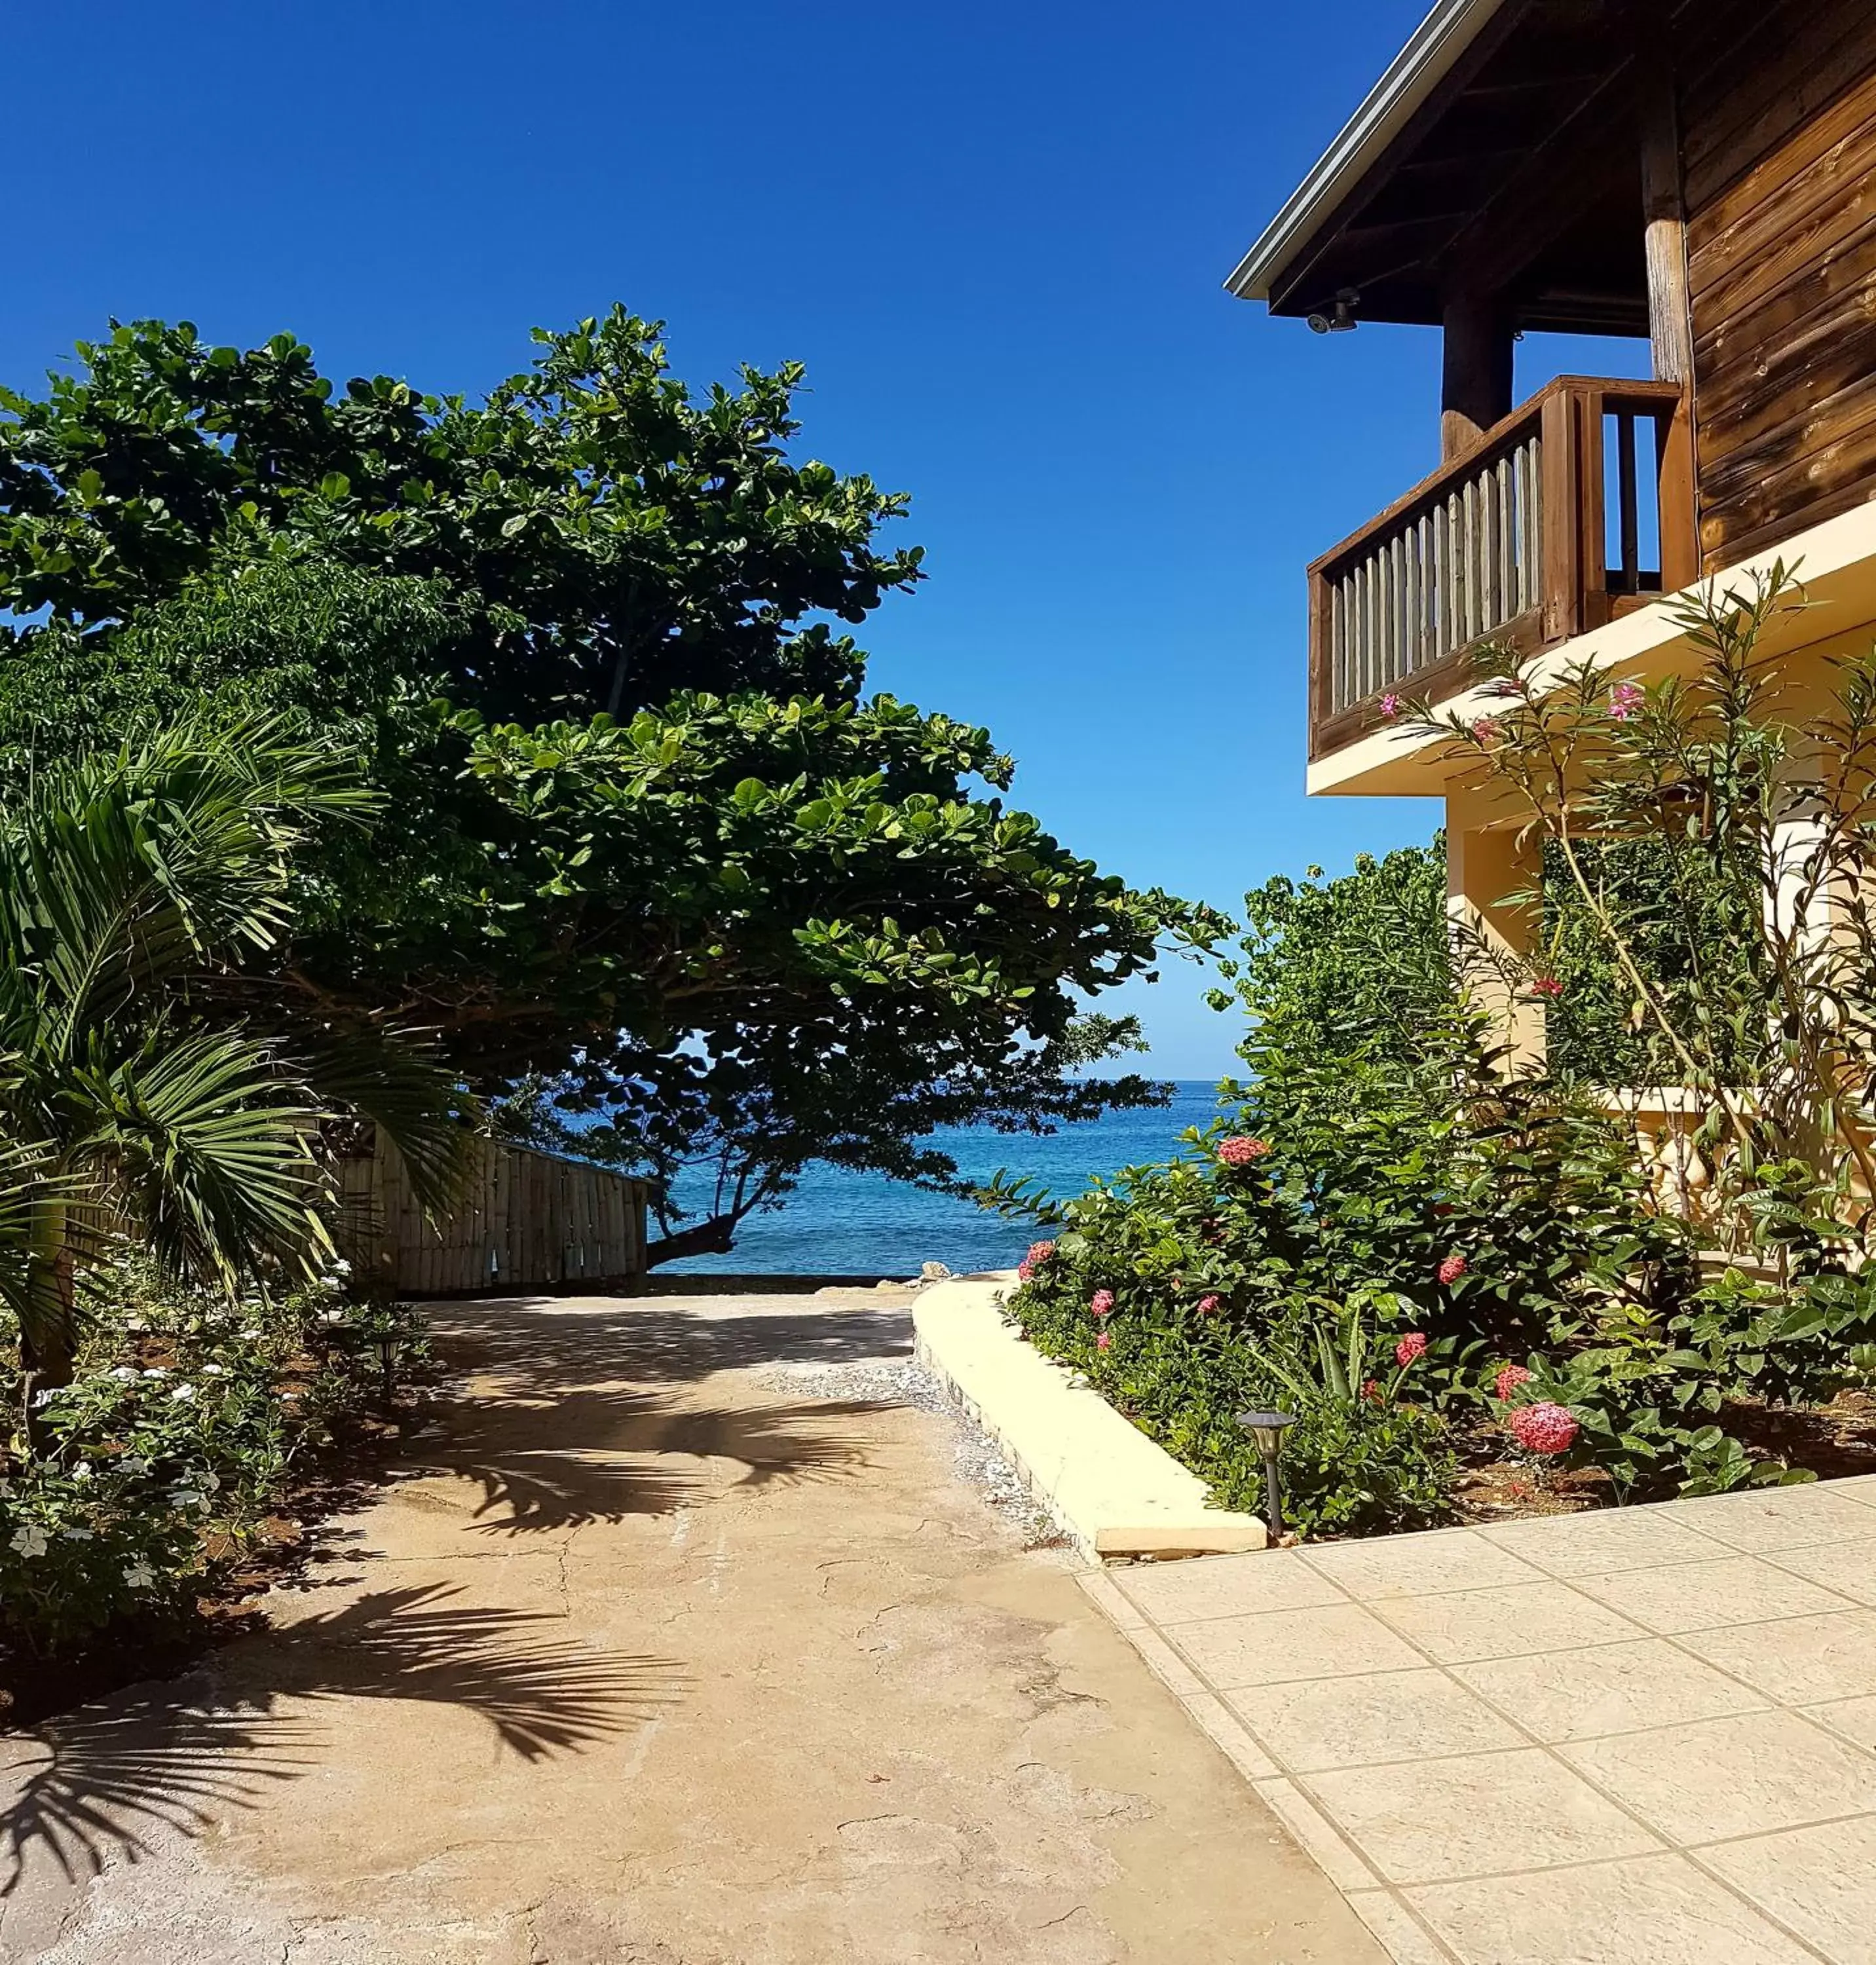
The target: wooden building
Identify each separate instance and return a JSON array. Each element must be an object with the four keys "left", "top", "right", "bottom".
[
  {"left": 339, "top": 1135, "right": 653, "bottom": 1298},
  {"left": 1233, "top": 0, "right": 1876, "bottom": 1063}
]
